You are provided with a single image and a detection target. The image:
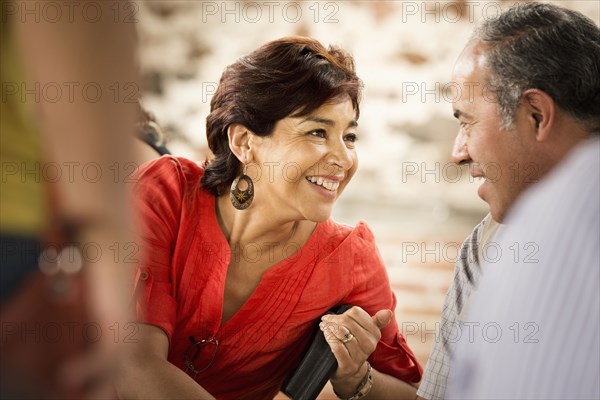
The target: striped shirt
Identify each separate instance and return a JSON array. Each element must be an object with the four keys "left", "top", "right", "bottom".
[
  {"left": 448, "top": 138, "right": 600, "bottom": 399},
  {"left": 417, "top": 214, "right": 503, "bottom": 400}
]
